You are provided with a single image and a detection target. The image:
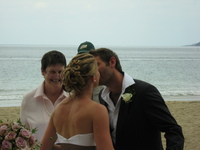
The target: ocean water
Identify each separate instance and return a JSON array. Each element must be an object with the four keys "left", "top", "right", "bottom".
[{"left": 0, "top": 45, "right": 200, "bottom": 107}]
